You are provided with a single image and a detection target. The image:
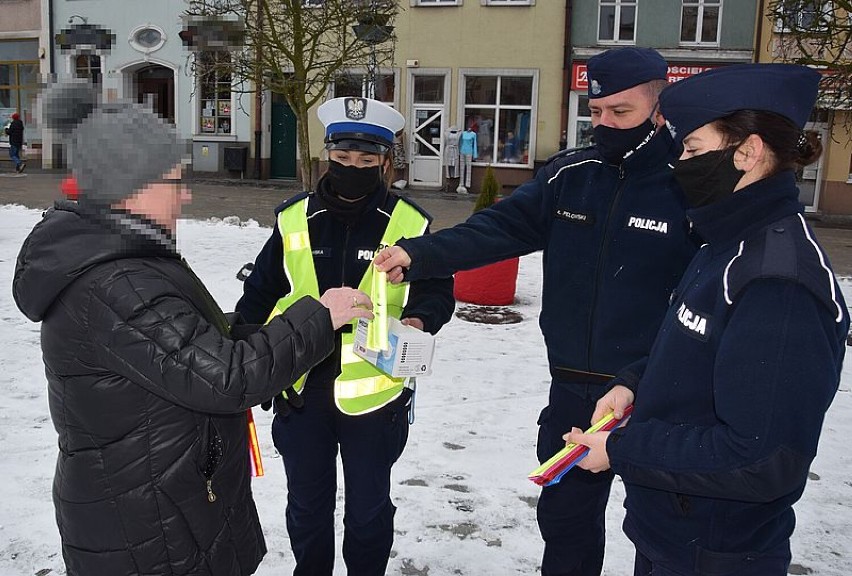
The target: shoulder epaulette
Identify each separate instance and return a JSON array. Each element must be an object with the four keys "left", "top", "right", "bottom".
[
  {"left": 544, "top": 145, "right": 596, "bottom": 167},
  {"left": 395, "top": 194, "right": 433, "bottom": 224},
  {"left": 724, "top": 214, "right": 845, "bottom": 321},
  {"left": 274, "top": 191, "right": 311, "bottom": 215}
]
